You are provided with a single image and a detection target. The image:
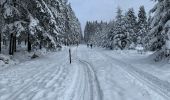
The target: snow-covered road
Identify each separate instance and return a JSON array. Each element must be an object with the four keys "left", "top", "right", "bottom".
[
  {"left": 76, "top": 45, "right": 170, "bottom": 100},
  {"left": 0, "top": 45, "right": 169, "bottom": 100}
]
